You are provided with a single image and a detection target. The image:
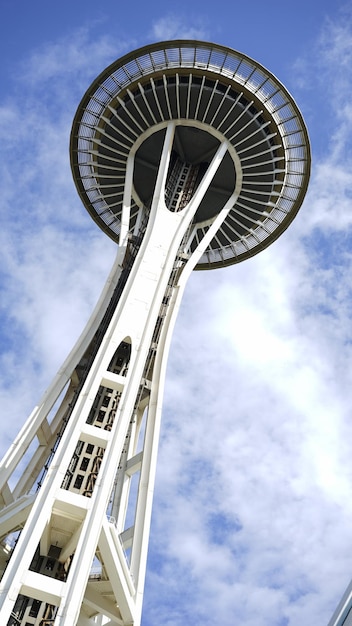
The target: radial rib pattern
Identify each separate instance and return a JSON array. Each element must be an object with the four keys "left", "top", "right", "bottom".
[{"left": 71, "top": 40, "right": 310, "bottom": 269}]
